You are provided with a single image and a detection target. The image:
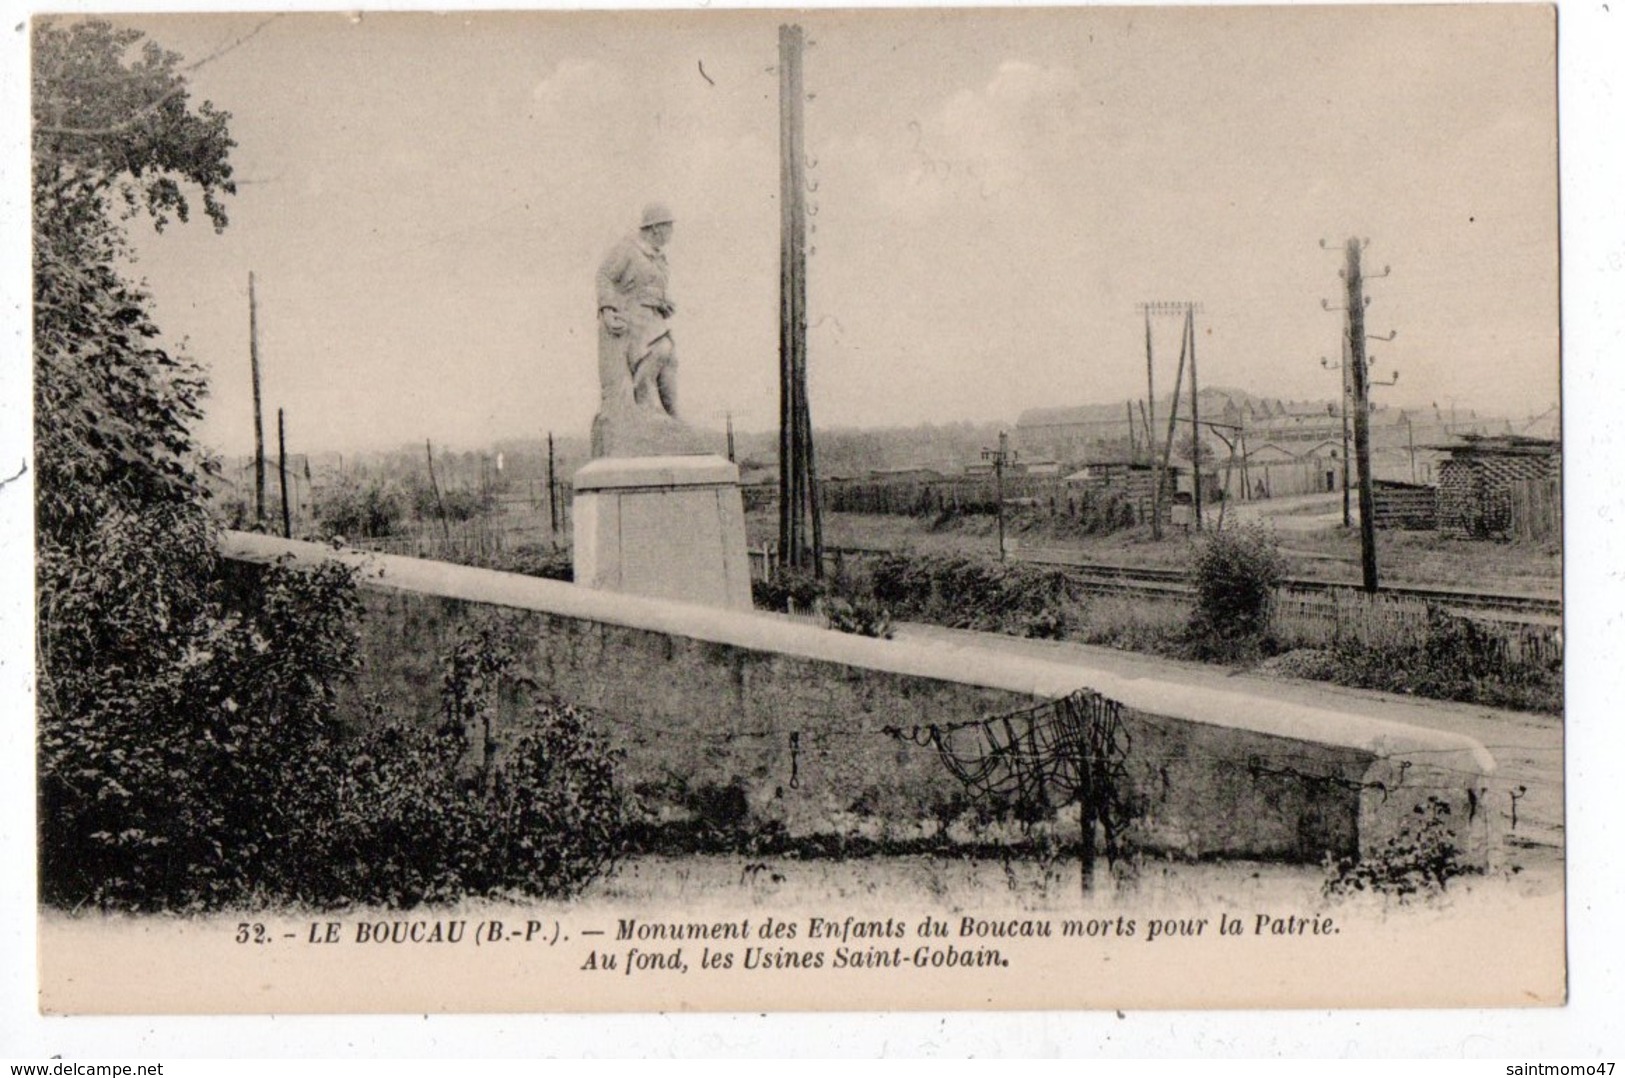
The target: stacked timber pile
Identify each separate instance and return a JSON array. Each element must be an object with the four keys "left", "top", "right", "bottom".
[{"left": 1370, "top": 480, "right": 1438, "bottom": 530}]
